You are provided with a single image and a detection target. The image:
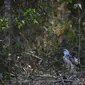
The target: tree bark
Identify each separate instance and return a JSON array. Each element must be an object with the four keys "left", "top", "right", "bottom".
[
  {"left": 4, "top": 0, "right": 12, "bottom": 83},
  {"left": 4, "top": 0, "right": 12, "bottom": 32}
]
